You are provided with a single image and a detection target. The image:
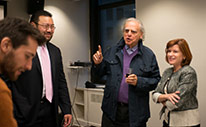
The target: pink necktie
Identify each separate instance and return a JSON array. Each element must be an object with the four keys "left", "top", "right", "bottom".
[{"left": 41, "top": 46, "right": 53, "bottom": 102}]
